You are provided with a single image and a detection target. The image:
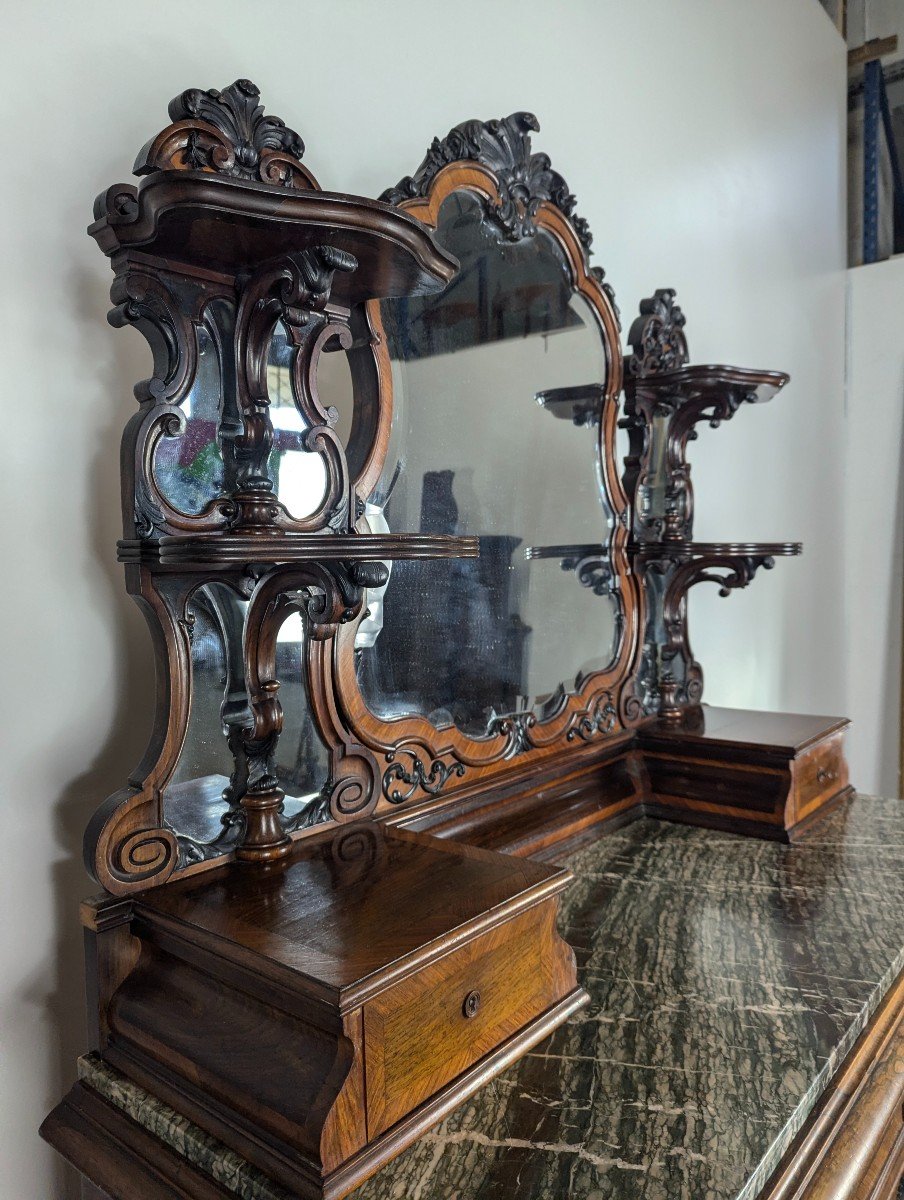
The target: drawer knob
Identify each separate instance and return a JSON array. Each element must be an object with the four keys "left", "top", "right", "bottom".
[
  {"left": 462, "top": 990, "right": 481, "bottom": 1019},
  {"left": 817, "top": 767, "right": 838, "bottom": 785}
]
